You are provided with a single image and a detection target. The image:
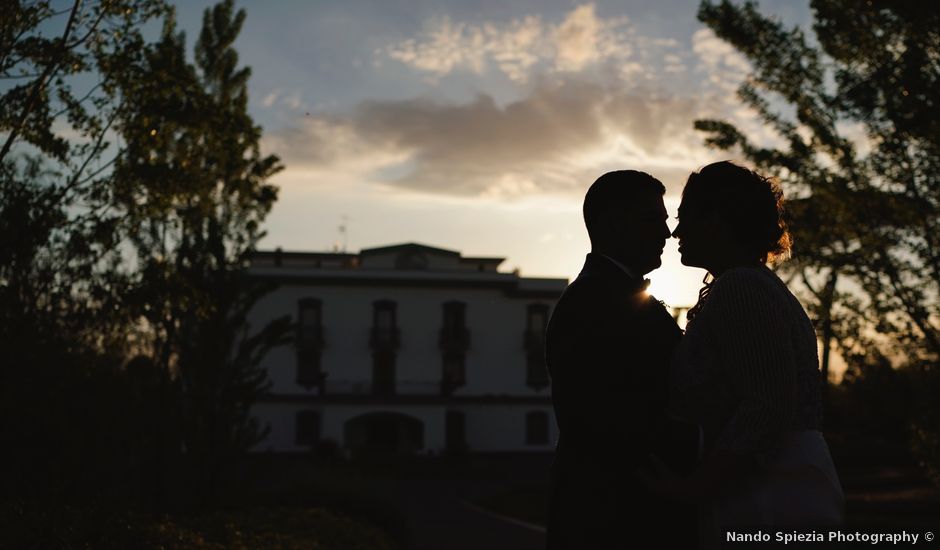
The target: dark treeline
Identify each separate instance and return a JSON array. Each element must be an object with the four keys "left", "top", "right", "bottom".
[
  {"left": 697, "top": 0, "right": 940, "bottom": 480},
  {"left": 0, "top": 0, "right": 290, "bottom": 522}
]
